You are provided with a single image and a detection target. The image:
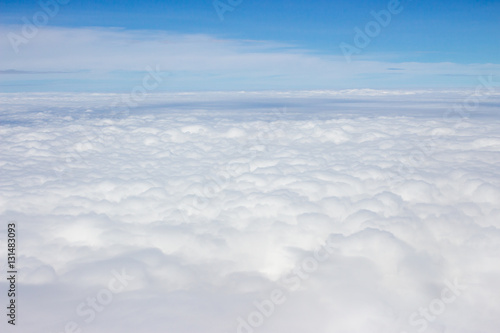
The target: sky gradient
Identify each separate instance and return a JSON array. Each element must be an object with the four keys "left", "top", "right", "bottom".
[{"left": 1, "top": 0, "right": 499, "bottom": 92}]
